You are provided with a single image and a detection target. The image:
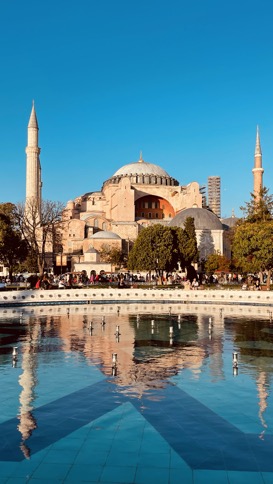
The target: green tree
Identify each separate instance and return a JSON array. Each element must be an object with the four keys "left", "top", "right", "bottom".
[
  {"left": 99, "top": 244, "right": 124, "bottom": 269},
  {"left": 0, "top": 203, "right": 17, "bottom": 221},
  {"left": 232, "top": 221, "right": 273, "bottom": 286},
  {"left": 177, "top": 217, "right": 199, "bottom": 268},
  {"left": 240, "top": 186, "right": 273, "bottom": 222},
  {"left": 0, "top": 204, "right": 28, "bottom": 279},
  {"left": 128, "top": 224, "right": 178, "bottom": 274},
  {"left": 205, "top": 252, "right": 230, "bottom": 274},
  {"left": 18, "top": 249, "right": 39, "bottom": 274},
  {"left": 232, "top": 186, "right": 273, "bottom": 287}
]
